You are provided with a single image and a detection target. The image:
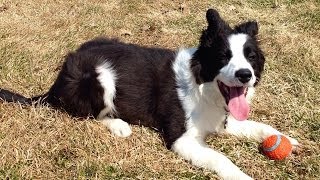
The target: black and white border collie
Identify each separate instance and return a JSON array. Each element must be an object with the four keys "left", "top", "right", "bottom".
[{"left": 0, "top": 9, "right": 299, "bottom": 179}]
